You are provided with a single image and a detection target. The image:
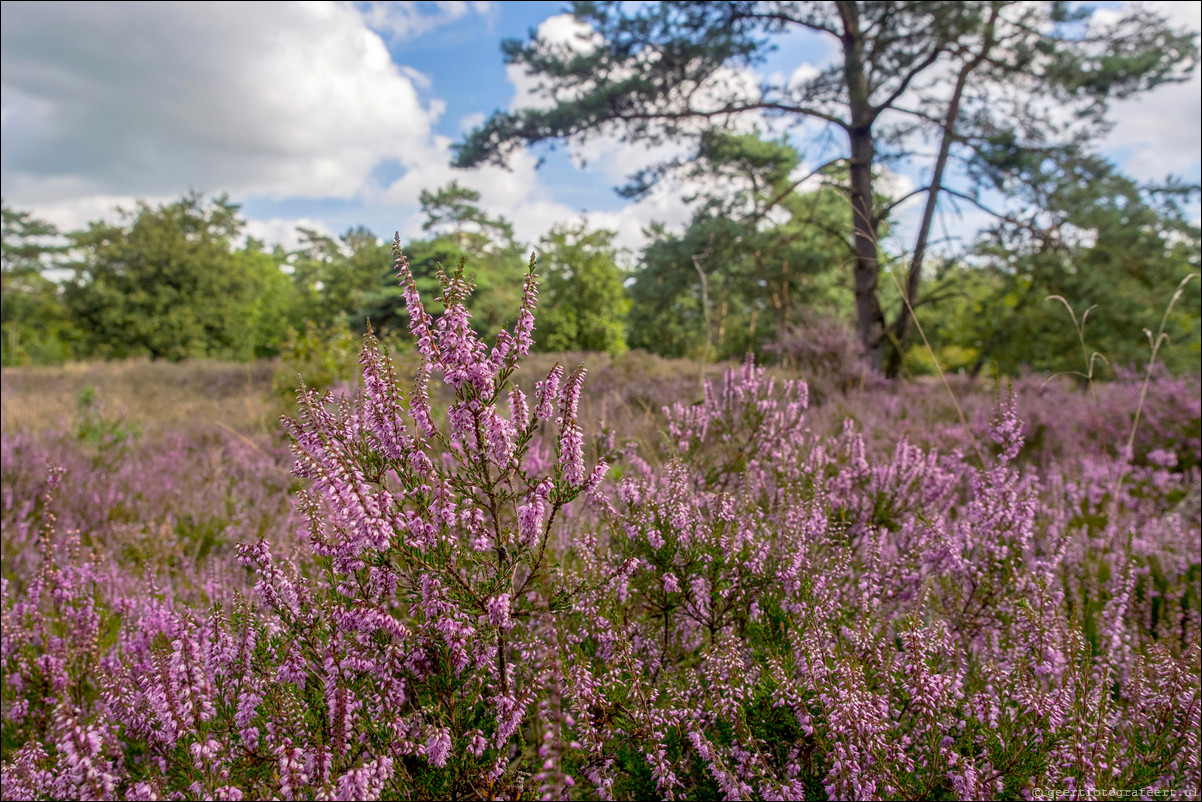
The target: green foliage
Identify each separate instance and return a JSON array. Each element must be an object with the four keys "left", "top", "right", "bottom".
[
  {"left": 921, "top": 156, "right": 1201, "bottom": 377},
  {"left": 898, "top": 261, "right": 1003, "bottom": 376},
  {"left": 270, "top": 320, "right": 368, "bottom": 409},
  {"left": 1, "top": 188, "right": 625, "bottom": 370},
  {"left": 270, "top": 319, "right": 418, "bottom": 423},
  {"left": 1, "top": 202, "right": 74, "bottom": 366},
  {"left": 535, "top": 222, "right": 630, "bottom": 354},
  {"left": 238, "top": 244, "right": 298, "bottom": 359},
  {"left": 4, "top": 144, "right": 1196, "bottom": 379},
  {"left": 62, "top": 194, "right": 291, "bottom": 361},
  {"left": 629, "top": 134, "right": 856, "bottom": 360},
  {"left": 71, "top": 384, "right": 141, "bottom": 453},
  {"left": 286, "top": 225, "right": 394, "bottom": 335}
]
